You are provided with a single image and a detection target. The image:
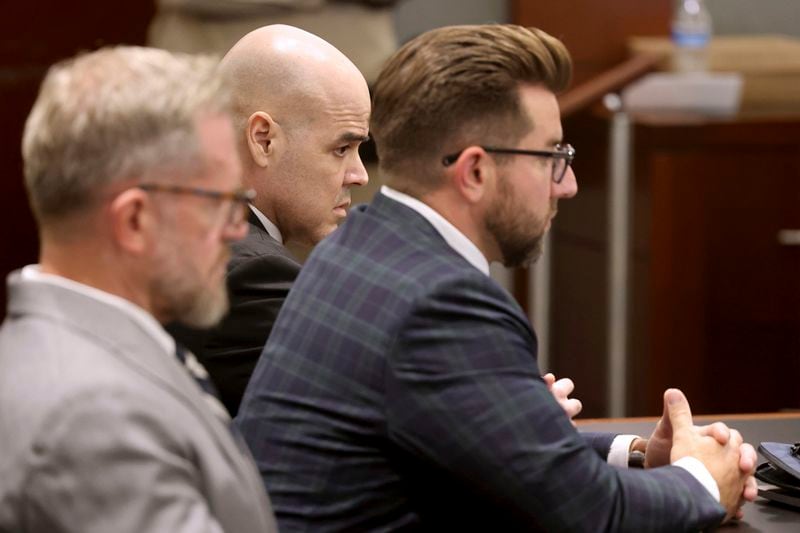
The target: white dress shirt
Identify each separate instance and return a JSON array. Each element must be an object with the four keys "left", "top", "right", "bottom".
[{"left": 249, "top": 204, "right": 283, "bottom": 244}]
